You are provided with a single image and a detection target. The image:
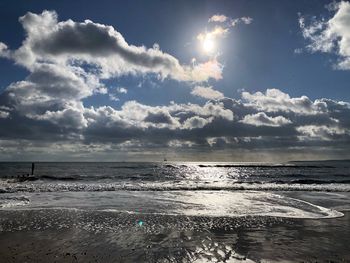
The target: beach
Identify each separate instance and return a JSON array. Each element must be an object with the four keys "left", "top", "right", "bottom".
[
  {"left": 0, "top": 162, "right": 350, "bottom": 262},
  {"left": 0, "top": 191, "right": 349, "bottom": 262}
]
